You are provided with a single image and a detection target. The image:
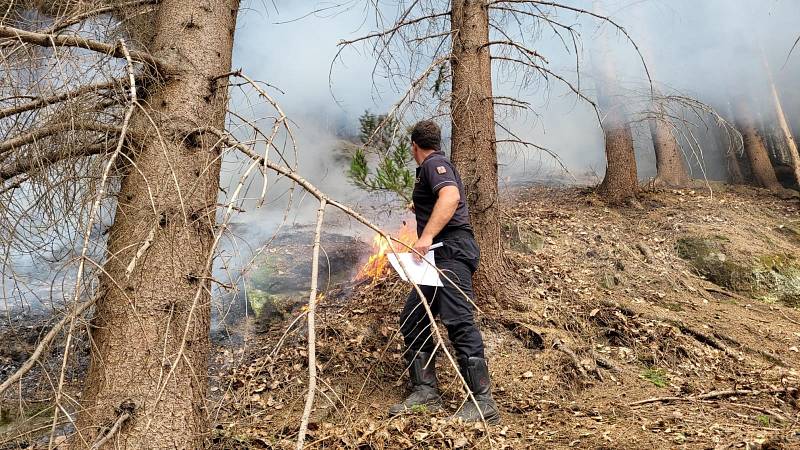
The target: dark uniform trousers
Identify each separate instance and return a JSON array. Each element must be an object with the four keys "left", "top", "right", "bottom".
[{"left": 399, "top": 229, "right": 485, "bottom": 360}]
